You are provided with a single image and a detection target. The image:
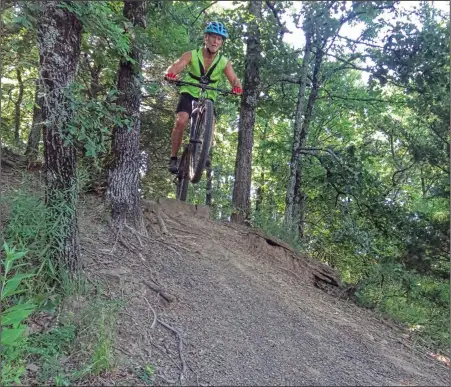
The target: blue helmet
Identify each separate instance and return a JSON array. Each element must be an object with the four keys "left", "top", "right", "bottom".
[{"left": 205, "top": 21, "right": 228, "bottom": 39}]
